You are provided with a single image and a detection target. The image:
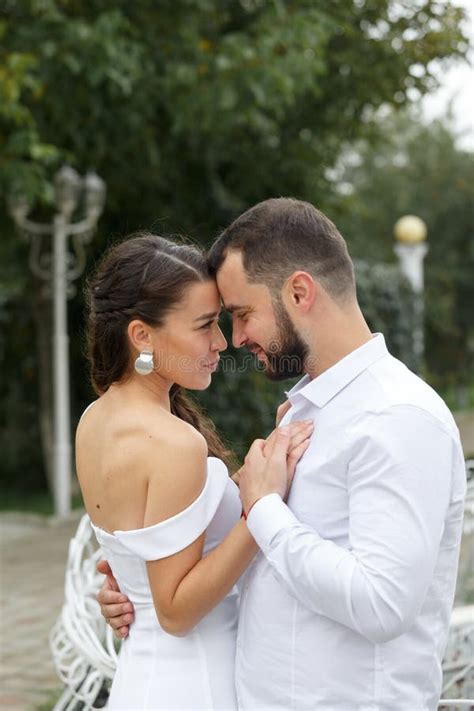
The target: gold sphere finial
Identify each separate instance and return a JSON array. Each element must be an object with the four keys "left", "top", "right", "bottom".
[{"left": 394, "top": 215, "right": 428, "bottom": 244}]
